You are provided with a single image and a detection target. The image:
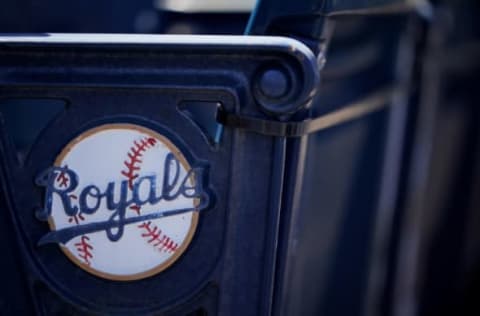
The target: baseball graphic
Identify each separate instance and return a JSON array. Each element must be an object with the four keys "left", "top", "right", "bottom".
[{"left": 35, "top": 123, "right": 207, "bottom": 281}]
